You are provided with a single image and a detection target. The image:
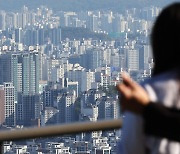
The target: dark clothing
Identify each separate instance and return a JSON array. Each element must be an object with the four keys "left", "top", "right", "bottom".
[{"left": 143, "top": 103, "right": 180, "bottom": 142}]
